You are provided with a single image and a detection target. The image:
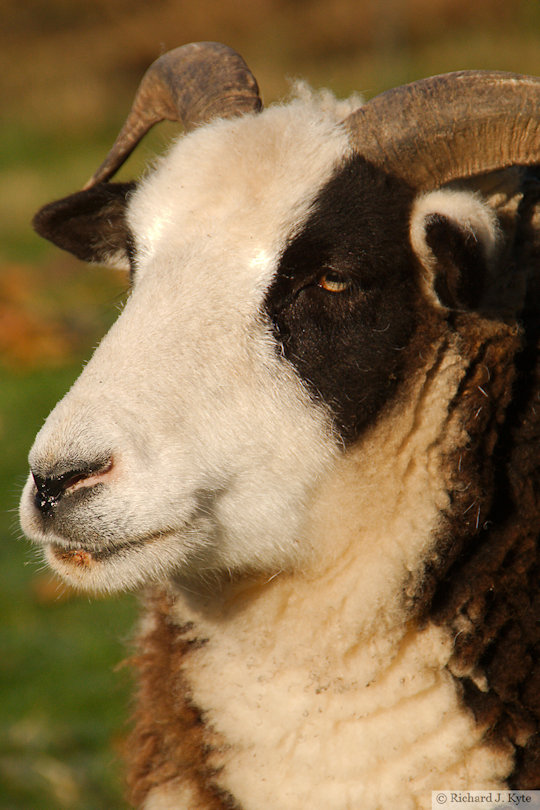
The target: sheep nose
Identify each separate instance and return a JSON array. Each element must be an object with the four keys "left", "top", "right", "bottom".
[{"left": 32, "top": 460, "right": 112, "bottom": 517}]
